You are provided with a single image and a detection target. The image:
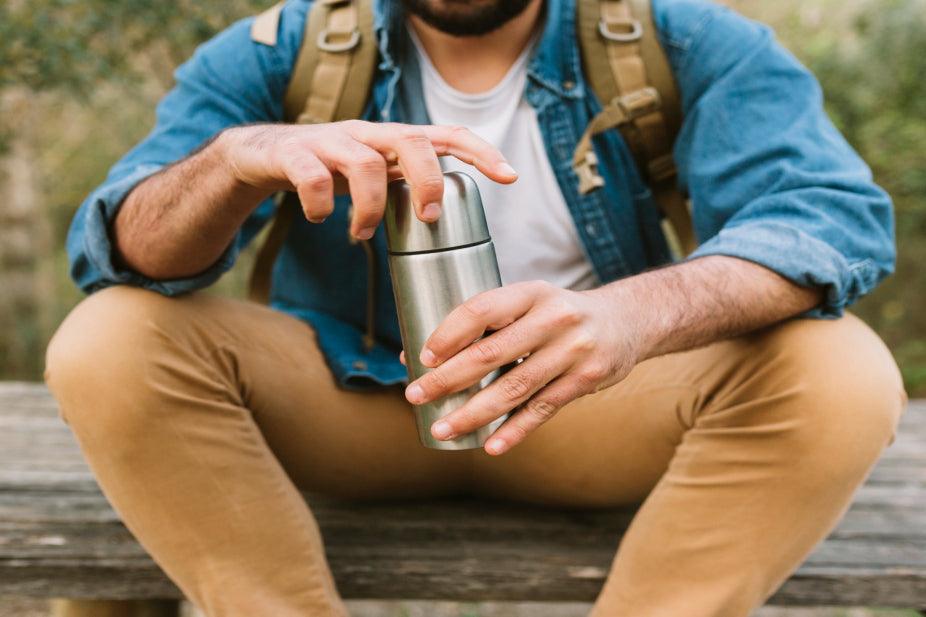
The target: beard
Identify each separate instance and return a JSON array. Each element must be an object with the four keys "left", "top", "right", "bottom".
[{"left": 400, "top": 0, "right": 536, "bottom": 36}]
